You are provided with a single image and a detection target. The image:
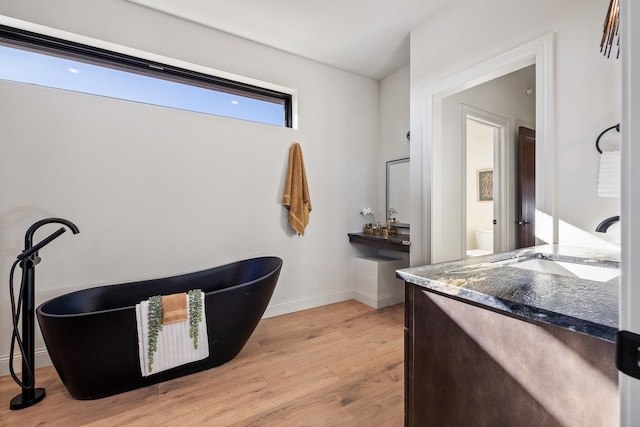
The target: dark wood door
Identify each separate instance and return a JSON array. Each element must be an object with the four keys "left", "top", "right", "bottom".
[{"left": 516, "top": 127, "right": 536, "bottom": 248}]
